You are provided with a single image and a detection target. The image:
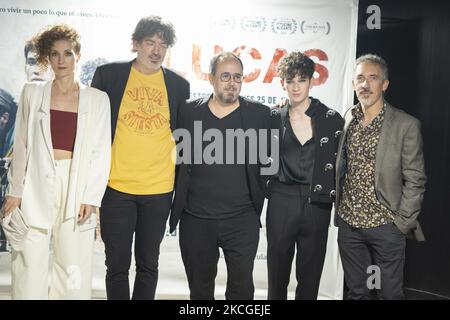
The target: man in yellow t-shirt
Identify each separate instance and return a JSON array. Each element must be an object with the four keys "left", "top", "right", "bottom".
[{"left": 91, "top": 16, "right": 189, "bottom": 300}]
